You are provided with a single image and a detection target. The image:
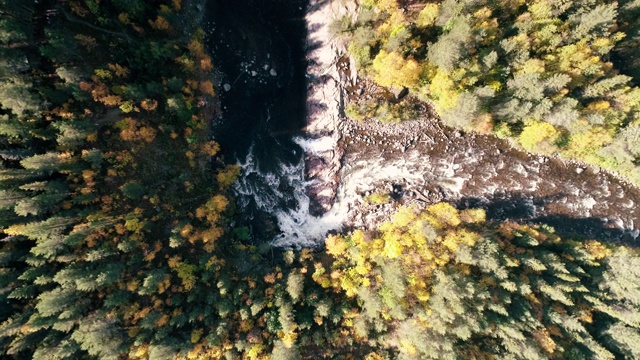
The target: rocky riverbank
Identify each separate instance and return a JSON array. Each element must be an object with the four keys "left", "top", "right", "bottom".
[
  {"left": 335, "top": 114, "right": 640, "bottom": 242},
  {"left": 302, "top": 0, "right": 639, "bottom": 243},
  {"left": 302, "top": 0, "right": 357, "bottom": 216}
]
